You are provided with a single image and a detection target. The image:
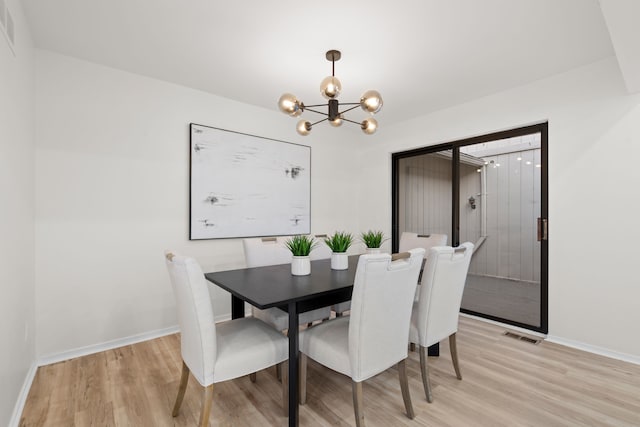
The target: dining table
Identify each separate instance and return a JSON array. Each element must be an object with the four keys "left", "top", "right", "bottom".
[{"left": 205, "top": 254, "right": 438, "bottom": 426}]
